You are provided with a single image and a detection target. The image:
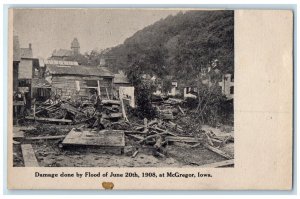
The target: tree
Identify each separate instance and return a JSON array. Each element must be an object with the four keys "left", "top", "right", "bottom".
[{"left": 161, "top": 79, "right": 173, "bottom": 94}]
